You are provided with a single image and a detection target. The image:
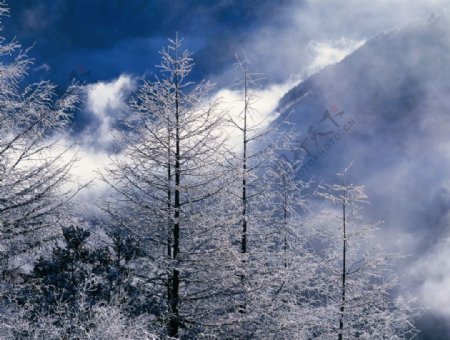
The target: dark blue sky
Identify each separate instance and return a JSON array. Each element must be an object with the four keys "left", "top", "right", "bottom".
[{"left": 4, "top": 0, "right": 296, "bottom": 86}]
